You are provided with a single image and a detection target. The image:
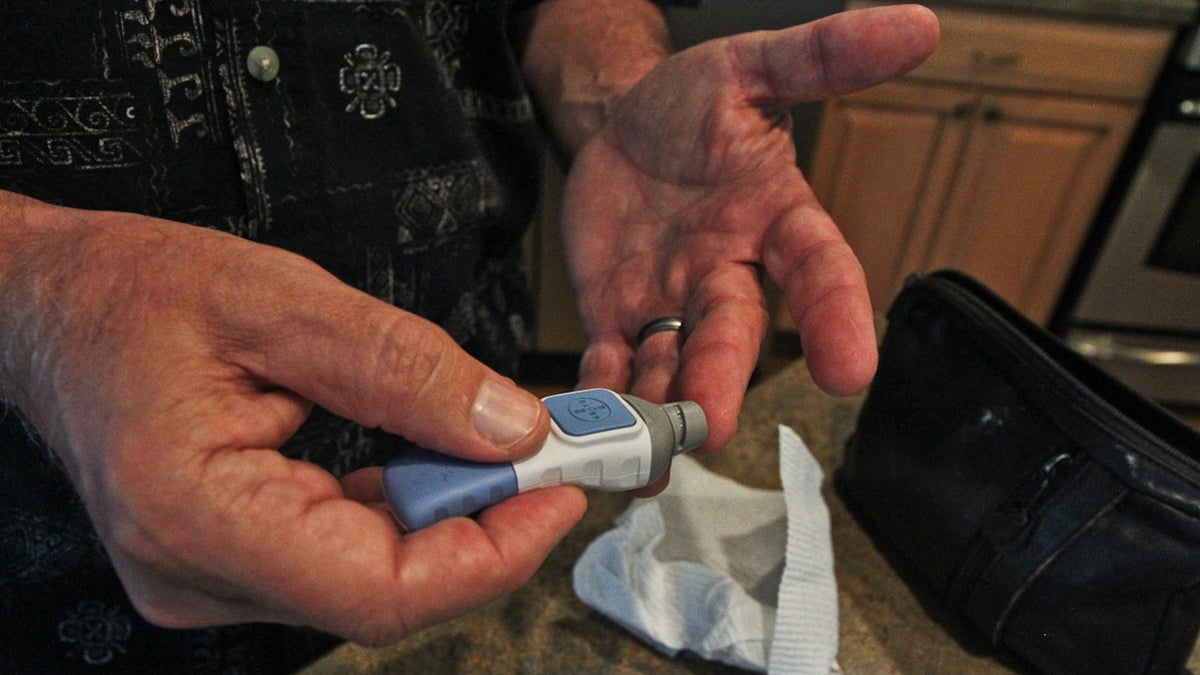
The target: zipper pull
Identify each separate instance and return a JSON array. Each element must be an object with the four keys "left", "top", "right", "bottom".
[{"left": 983, "top": 452, "right": 1075, "bottom": 544}]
